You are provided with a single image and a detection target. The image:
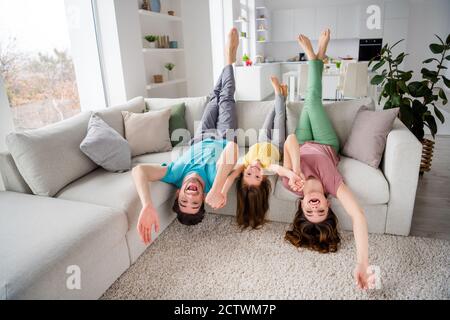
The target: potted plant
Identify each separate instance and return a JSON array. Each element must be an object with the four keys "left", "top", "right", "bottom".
[
  {"left": 164, "top": 63, "right": 175, "bottom": 80},
  {"left": 144, "top": 35, "right": 159, "bottom": 48},
  {"left": 370, "top": 34, "right": 450, "bottom": 173}
]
